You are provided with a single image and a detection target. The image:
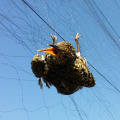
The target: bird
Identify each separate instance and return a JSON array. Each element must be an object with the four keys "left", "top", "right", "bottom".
[{"left": 31, "top": 33, "right": 96, "bottom": 95}]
